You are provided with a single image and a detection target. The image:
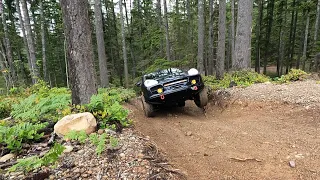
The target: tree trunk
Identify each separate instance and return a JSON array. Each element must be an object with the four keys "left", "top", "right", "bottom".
[
  {"left": 40, "top": 1, "right": 48, "bottom": 82},
  {"left": 234, "top": 0, "right": 253, "bottom": 70},
  {"left": 302, "top": 11, "right": 310, "bottom": 70},
  {"left": 1, "top": 0, "right": 16, "bottom": 85},
  {"left": 278, "top": 0, "right": 287, "bottom": 76},
  {"left": 216, "top": 0, "right": 226, "bottom": 79},
  {"left": 156, "top": 0, "right": 164, "bottom": 57},
  {"left": 187, "top": 0, "right": 192, "bottom": 43},
  {"left": 230, "top": 0, "right": 235, "bottom": 70},
  {"left": 263, "top": 0, "right": 275, "bottom": 74},
  {"left": 208, "top": 0, "right": 215, "bottom": 75},
  {"left": 287, "top": 0, "right": 296, "bottom": 73},
  {"left": 119, "top": 0, "right": 129, "bottom": 88},
  {"left": 94, "top": 0, "right": 109, "bottom": 88},
  {"left": 60, "top": 0, "right": 97, "bottom": 104},
  {"left": 197, "top": 0, "right": 205, "bottom": 74},
  {"left": 314, "top": 0, "right": 320, "bottom": 53},
  {"left": 15, "top": 0, "right": 31, "bottom": 76},
  {"left": 21, "top": 0, "right": 39, "bottom": 84},
  {"left": 255, "top": 0, "right": 263, "bottom": 73},
  {"left": 163, "top": 0, "right": 171, "bottom": 61}
]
